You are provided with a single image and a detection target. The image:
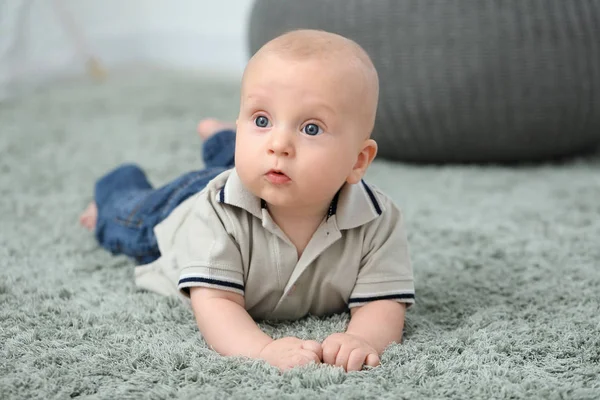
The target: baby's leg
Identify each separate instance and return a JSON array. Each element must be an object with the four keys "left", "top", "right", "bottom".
[
  {"left": 85, "top": 164, "right": 159, "bottom": 263},
  {"left": 197, "top": 118, "right": 235, "bottom": 140},
  {"left": 199, "top": 119, "right": 236, "bottom": 169},
  {"left": 79, "top": 202, "right": 98, "bottom": 231},
  {"left": 87, "top": 163, "right": 227, "bottom": 264},
  {"left": 79, "top": 163, "right": 152, "bottom": 232}
]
